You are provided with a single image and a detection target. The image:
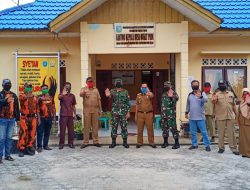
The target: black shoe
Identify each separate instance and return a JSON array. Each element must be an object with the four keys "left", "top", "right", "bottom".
[
  {"left": 5, "top": 156, "right": 15, "bottom": 161},
  {"left": 69, "top": 144, "right": 75, "bottom": 149},
  {"left": 80, "top": 144, "right": 88, "bottom": 149},
  {"left": 172, "top": 138, "right": 180, "bottom": 149},
  {"left": 210, "top": 137, "right": 215, "bottom": 142},
  {"left": 29, "top": 147, "right": 36, "bottom": 153},
  {"left": 109, "top": 138, "right": 117, "bottom": 148},
  {"left": 150, "top": 144, "right": 157, "bottom": 148},
  {"left": 161, "top": 137, "right": 169, "bottom": 148},
  {"left": 189, "top": 145, "right": 198, "bottom": 150},
  {"left": 37, "top": 147, "right": 42, "bottom": 153},
  {"left": 18, "top": 150, "right": 25, "bottom": 157},
  {"left": 26, "top": 147, "right": 35, "bottom": 156},
  {"left": 43, "top": 146, "right": 52, "bottom": 150},
  {"left": 123, "top": 138, "right": 129, "bottom": 148},
  {"left": 205, "top": 146, "right": 211, "bottom": 152},
  {"left": 233, "top": 151, "right": 240, "bottom": 156},
  {"left": 218, "top": 149, "right": 225, "bottom": 154},
  {"left": 136, "top": 145, "right": 142, "bottom": 148},
  {"left": 94, "top": 143, "right": 102, "bottom": 147},
  {"left": 0, "top": 158, "right": 3, "bottom": 164},
  {"left": 59, "top": 145, "right": 64, "bottom": 150}
]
